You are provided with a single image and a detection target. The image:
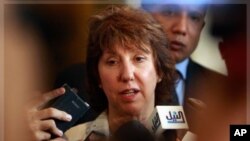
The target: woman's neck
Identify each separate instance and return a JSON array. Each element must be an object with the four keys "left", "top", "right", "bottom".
[{"left": 107, "top": 106, "right": 154, "bottom": 135}]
